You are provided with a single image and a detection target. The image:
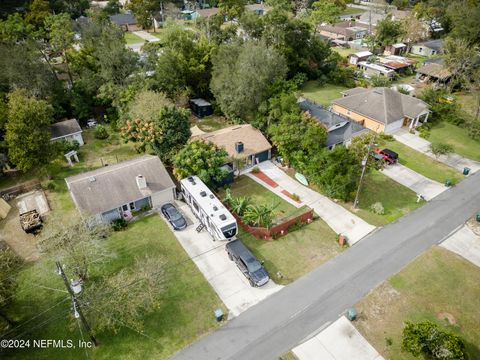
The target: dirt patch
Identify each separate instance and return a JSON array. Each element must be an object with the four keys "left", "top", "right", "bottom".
[
  {"left": 0, "top": 201, "right": 40, "bottom": 261},
  {"left": 437, "top": 312, "right": 457, "bottom": 325},
  {"left": 466, "top": 217, "right": 480, "bottom": 237}
]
